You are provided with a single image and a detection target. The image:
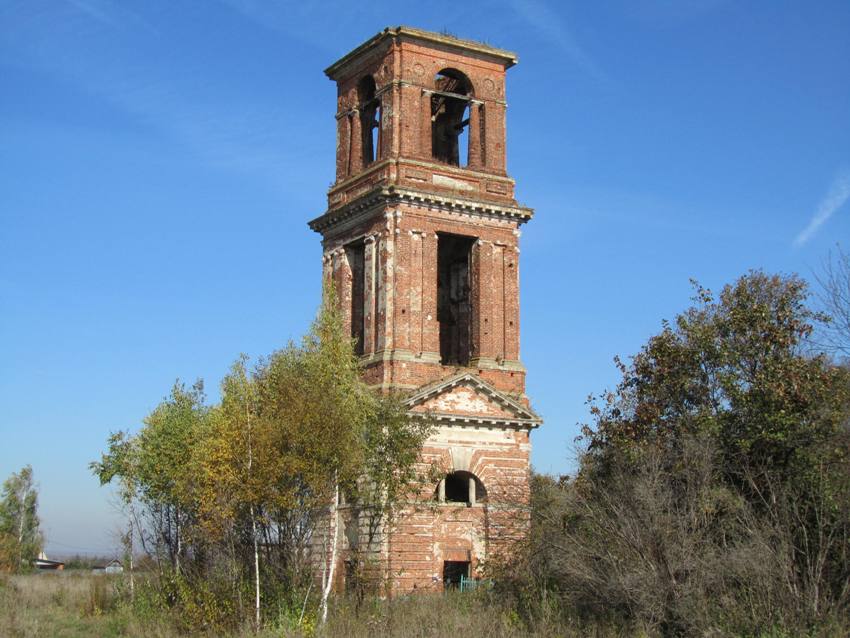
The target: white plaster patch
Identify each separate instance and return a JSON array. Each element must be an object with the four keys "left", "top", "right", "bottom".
[
  {"left": 433, "top": 174, "right": 476, "bottom": 192},
  {"left": 415, "top": 384, "right": 515, "bottom": 419}
]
